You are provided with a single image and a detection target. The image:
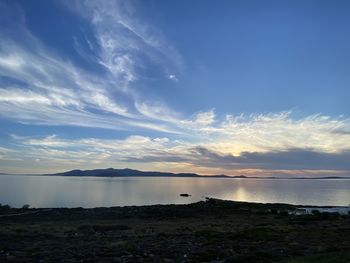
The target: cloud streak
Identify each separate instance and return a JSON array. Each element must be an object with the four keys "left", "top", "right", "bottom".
[
  {"left": 6, "top": 120, "right": 350, "bottom": 175},
  {"left": 187, "top": 147, "right": 350, "bottom": 170},
  {"left": 0, "top": 0, "right": 182, "bottom": 133}
]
